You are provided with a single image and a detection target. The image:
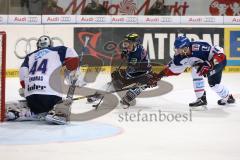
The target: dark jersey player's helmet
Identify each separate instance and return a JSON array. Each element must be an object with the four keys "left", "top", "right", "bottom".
[
  {"left": 122, "top": 33, "right": 141, "bottom": 52},
  {"left": 124, "top": 33, "right": 140, "bottom": 44}
]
